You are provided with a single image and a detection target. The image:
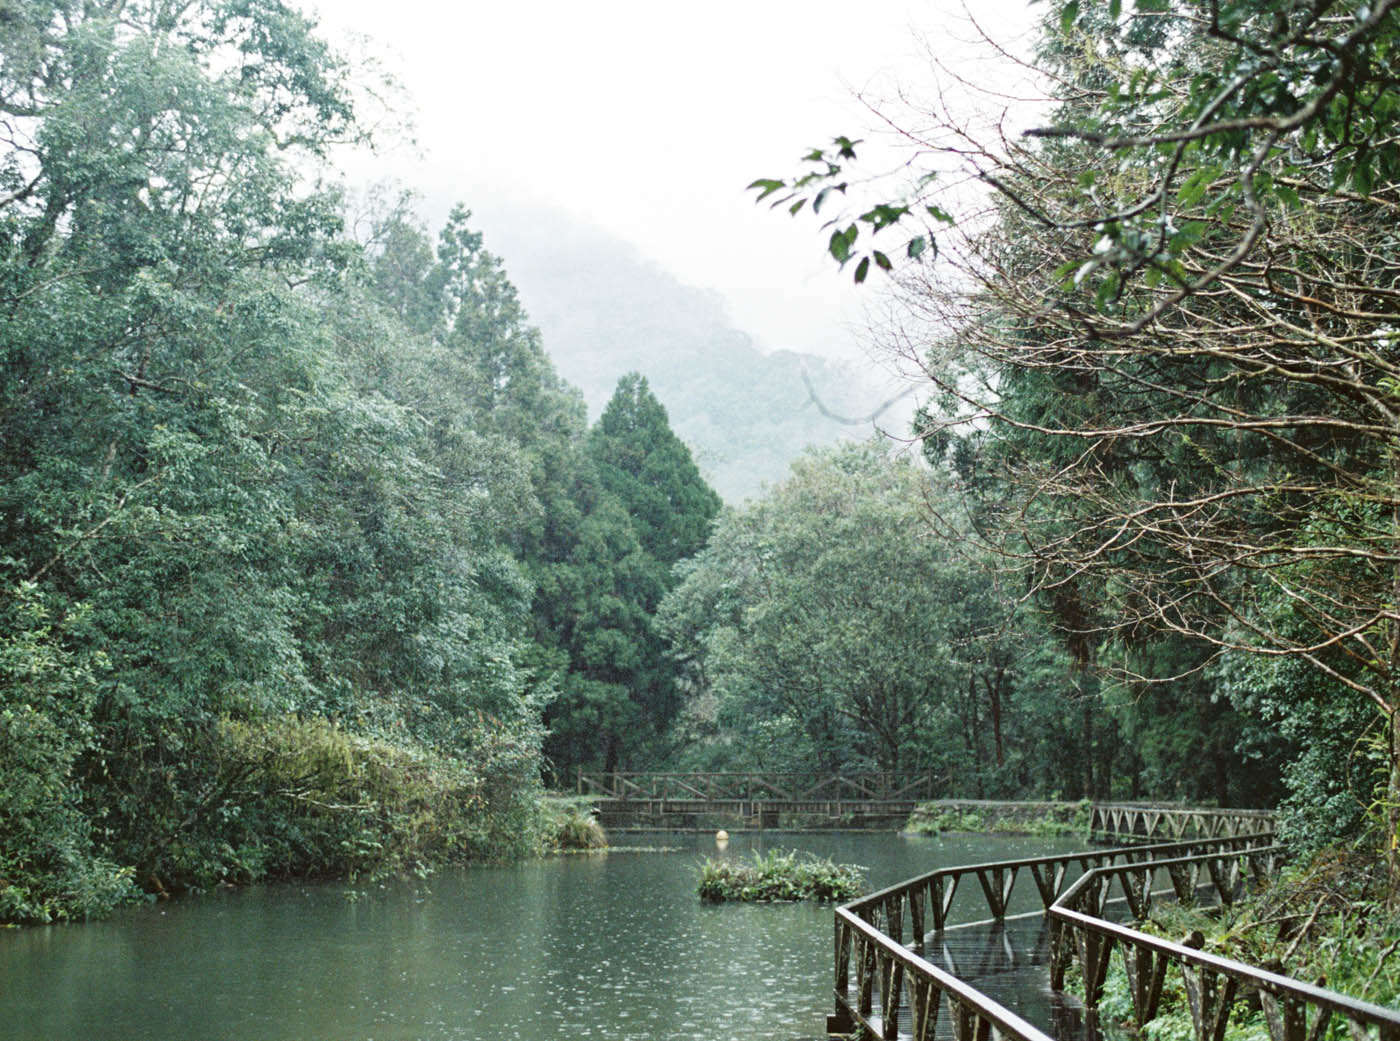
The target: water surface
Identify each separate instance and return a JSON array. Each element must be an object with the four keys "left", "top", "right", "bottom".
[{"left": 0, "top": 830, "right": 1086, "bottom": 1041}]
